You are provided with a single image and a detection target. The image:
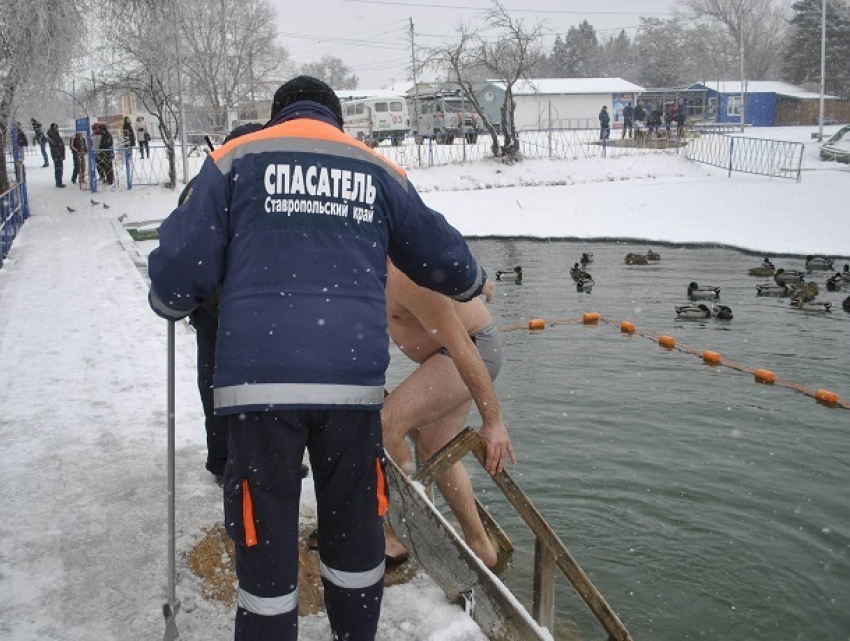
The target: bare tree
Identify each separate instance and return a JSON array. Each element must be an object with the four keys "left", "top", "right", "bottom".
[
  {"left": 179, "top": 0, "right": 290, "bottom": 130},
  {"left": 428, "top": 1, "right": 543, "bottom": 159},
  {"left": 1, "top": 0, "right": 85, "bottom": 191},
  {"left": 682, "top": 0, "right": 790, "bottom": 79},
  {"left": 300, "top": 56, "right": 358, "bottom": 90},
  {"left": 479, "top": 2, "right": 545, "bottom": 157},
  {"left": 425, "top": 23, "right": 504, "bottom": 156}
]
